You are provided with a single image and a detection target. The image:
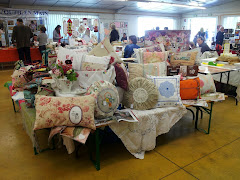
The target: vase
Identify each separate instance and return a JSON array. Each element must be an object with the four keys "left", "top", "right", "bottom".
[{"left": 54, "top": 77, "right": 74, "bottom": 93}]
